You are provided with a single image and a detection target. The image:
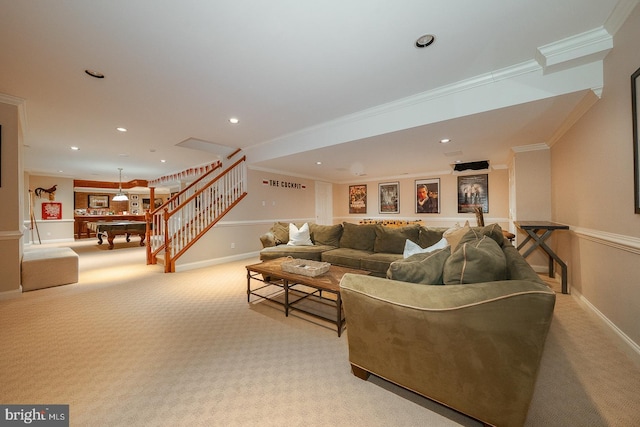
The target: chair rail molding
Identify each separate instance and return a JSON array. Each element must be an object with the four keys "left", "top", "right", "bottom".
[{"left": 572, "top": 226, "right": 640, "bottom": 255}]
